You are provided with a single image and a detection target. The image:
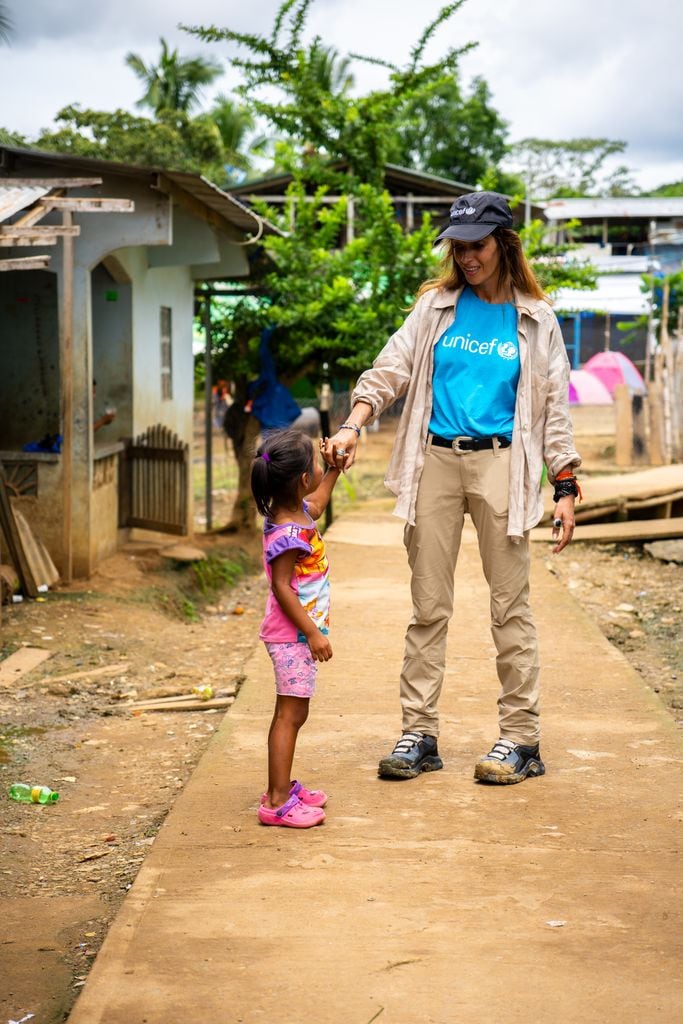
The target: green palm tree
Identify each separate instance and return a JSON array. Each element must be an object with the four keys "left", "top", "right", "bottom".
[
  {"left": 307, "top": 42, "right": 354, "bottom": 96},
  {"left": 125, "top": 38, "right": 222, "bottom": 116},
  {"left": 0, "top": 2, "right": 12, "bottom": 44},
  {"left": 209, "top": 94, "right": 269, "bottom": 180}
]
